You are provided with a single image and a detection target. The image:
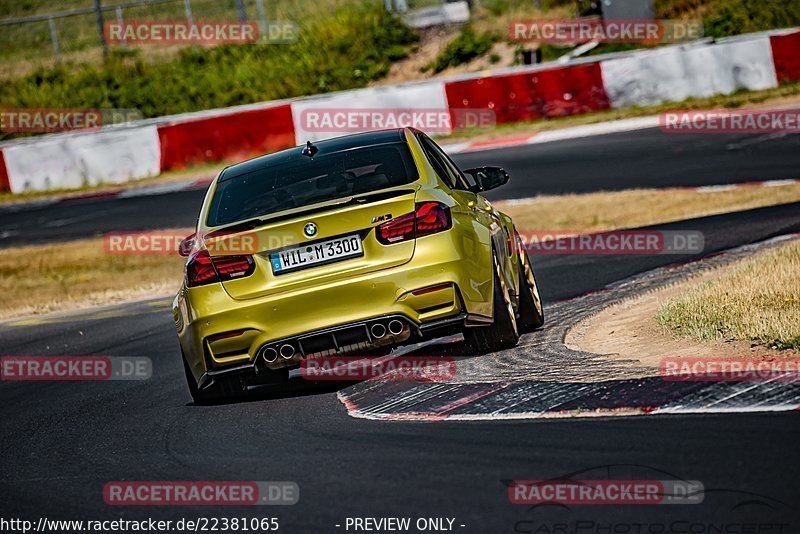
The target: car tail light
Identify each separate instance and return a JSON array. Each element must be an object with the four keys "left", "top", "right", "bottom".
[
  {"left": 376, "top": 202, "right": 451, "bottom": 245},
  {"left": 186, "top": 250, "right": 255, "bottom": 287},
  {"left": 213, "top": 255, "right": 255, "bottom": 280},
  {"left": 376, "top": 211, "right": 415, "bottom": 244},
  {"left": 415, "top": 202, "right": 452, "bottom": 237},
  {"left": 186, "top": 250, "right": 217, "bottom": 287}
]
